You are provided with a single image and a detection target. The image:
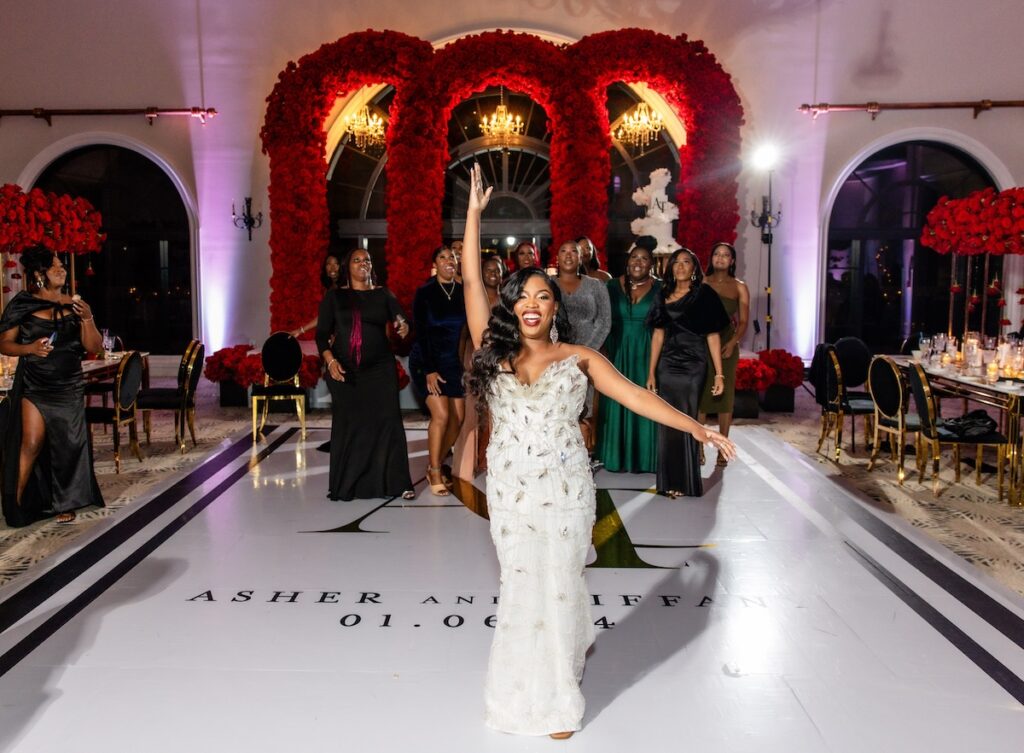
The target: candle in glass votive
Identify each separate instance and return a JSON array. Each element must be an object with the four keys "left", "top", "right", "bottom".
[
  {"left": 987, "top": 361, "right": 999, "bottom": 383},
  {"left": 941, "top": 353, "right": 952, "bottom": 367}
]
